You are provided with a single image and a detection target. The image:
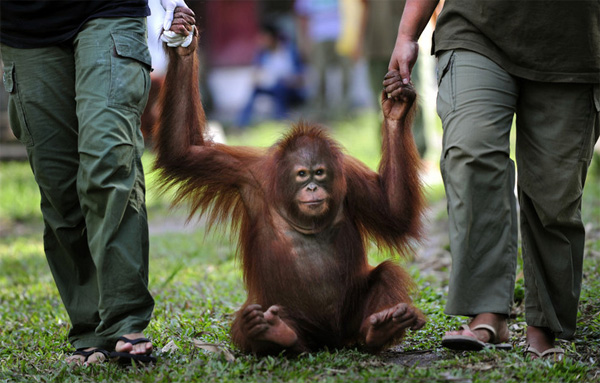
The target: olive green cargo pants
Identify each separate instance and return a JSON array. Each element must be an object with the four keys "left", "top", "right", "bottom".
[
  {"left": 1, "top": 17, "right": 155, "bottom": 350},
  {"left": 436, "top": 49, "right": 599, "bottom": 339}
]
